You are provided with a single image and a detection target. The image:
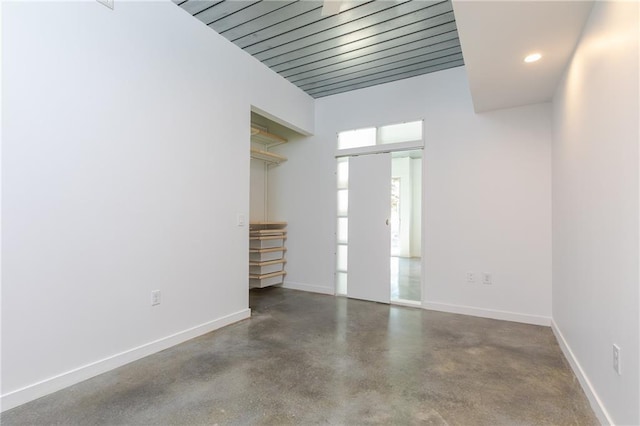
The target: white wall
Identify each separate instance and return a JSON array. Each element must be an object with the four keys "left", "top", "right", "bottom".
[
  {"left": 271, "top": 67, "right": 552, "bottom": 324},
  {"left": 551, "top": 1, "right": 639, "bottom": 424},
  {"left": 1, "top": 0, "right": 313, "bottom": 410}
]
